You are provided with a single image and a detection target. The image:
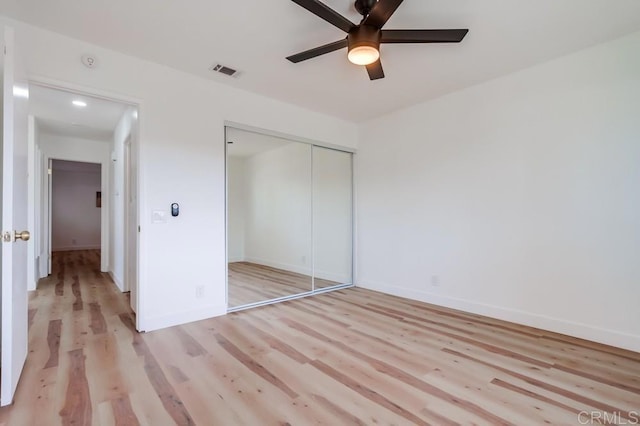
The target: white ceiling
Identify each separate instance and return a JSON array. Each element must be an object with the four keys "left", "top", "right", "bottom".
[
  {"left": 29, "top": 84, "right": 129, "bottom": 141},
  {"left": 3, "top": 0, "right": 640, "bottom": 122}
]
